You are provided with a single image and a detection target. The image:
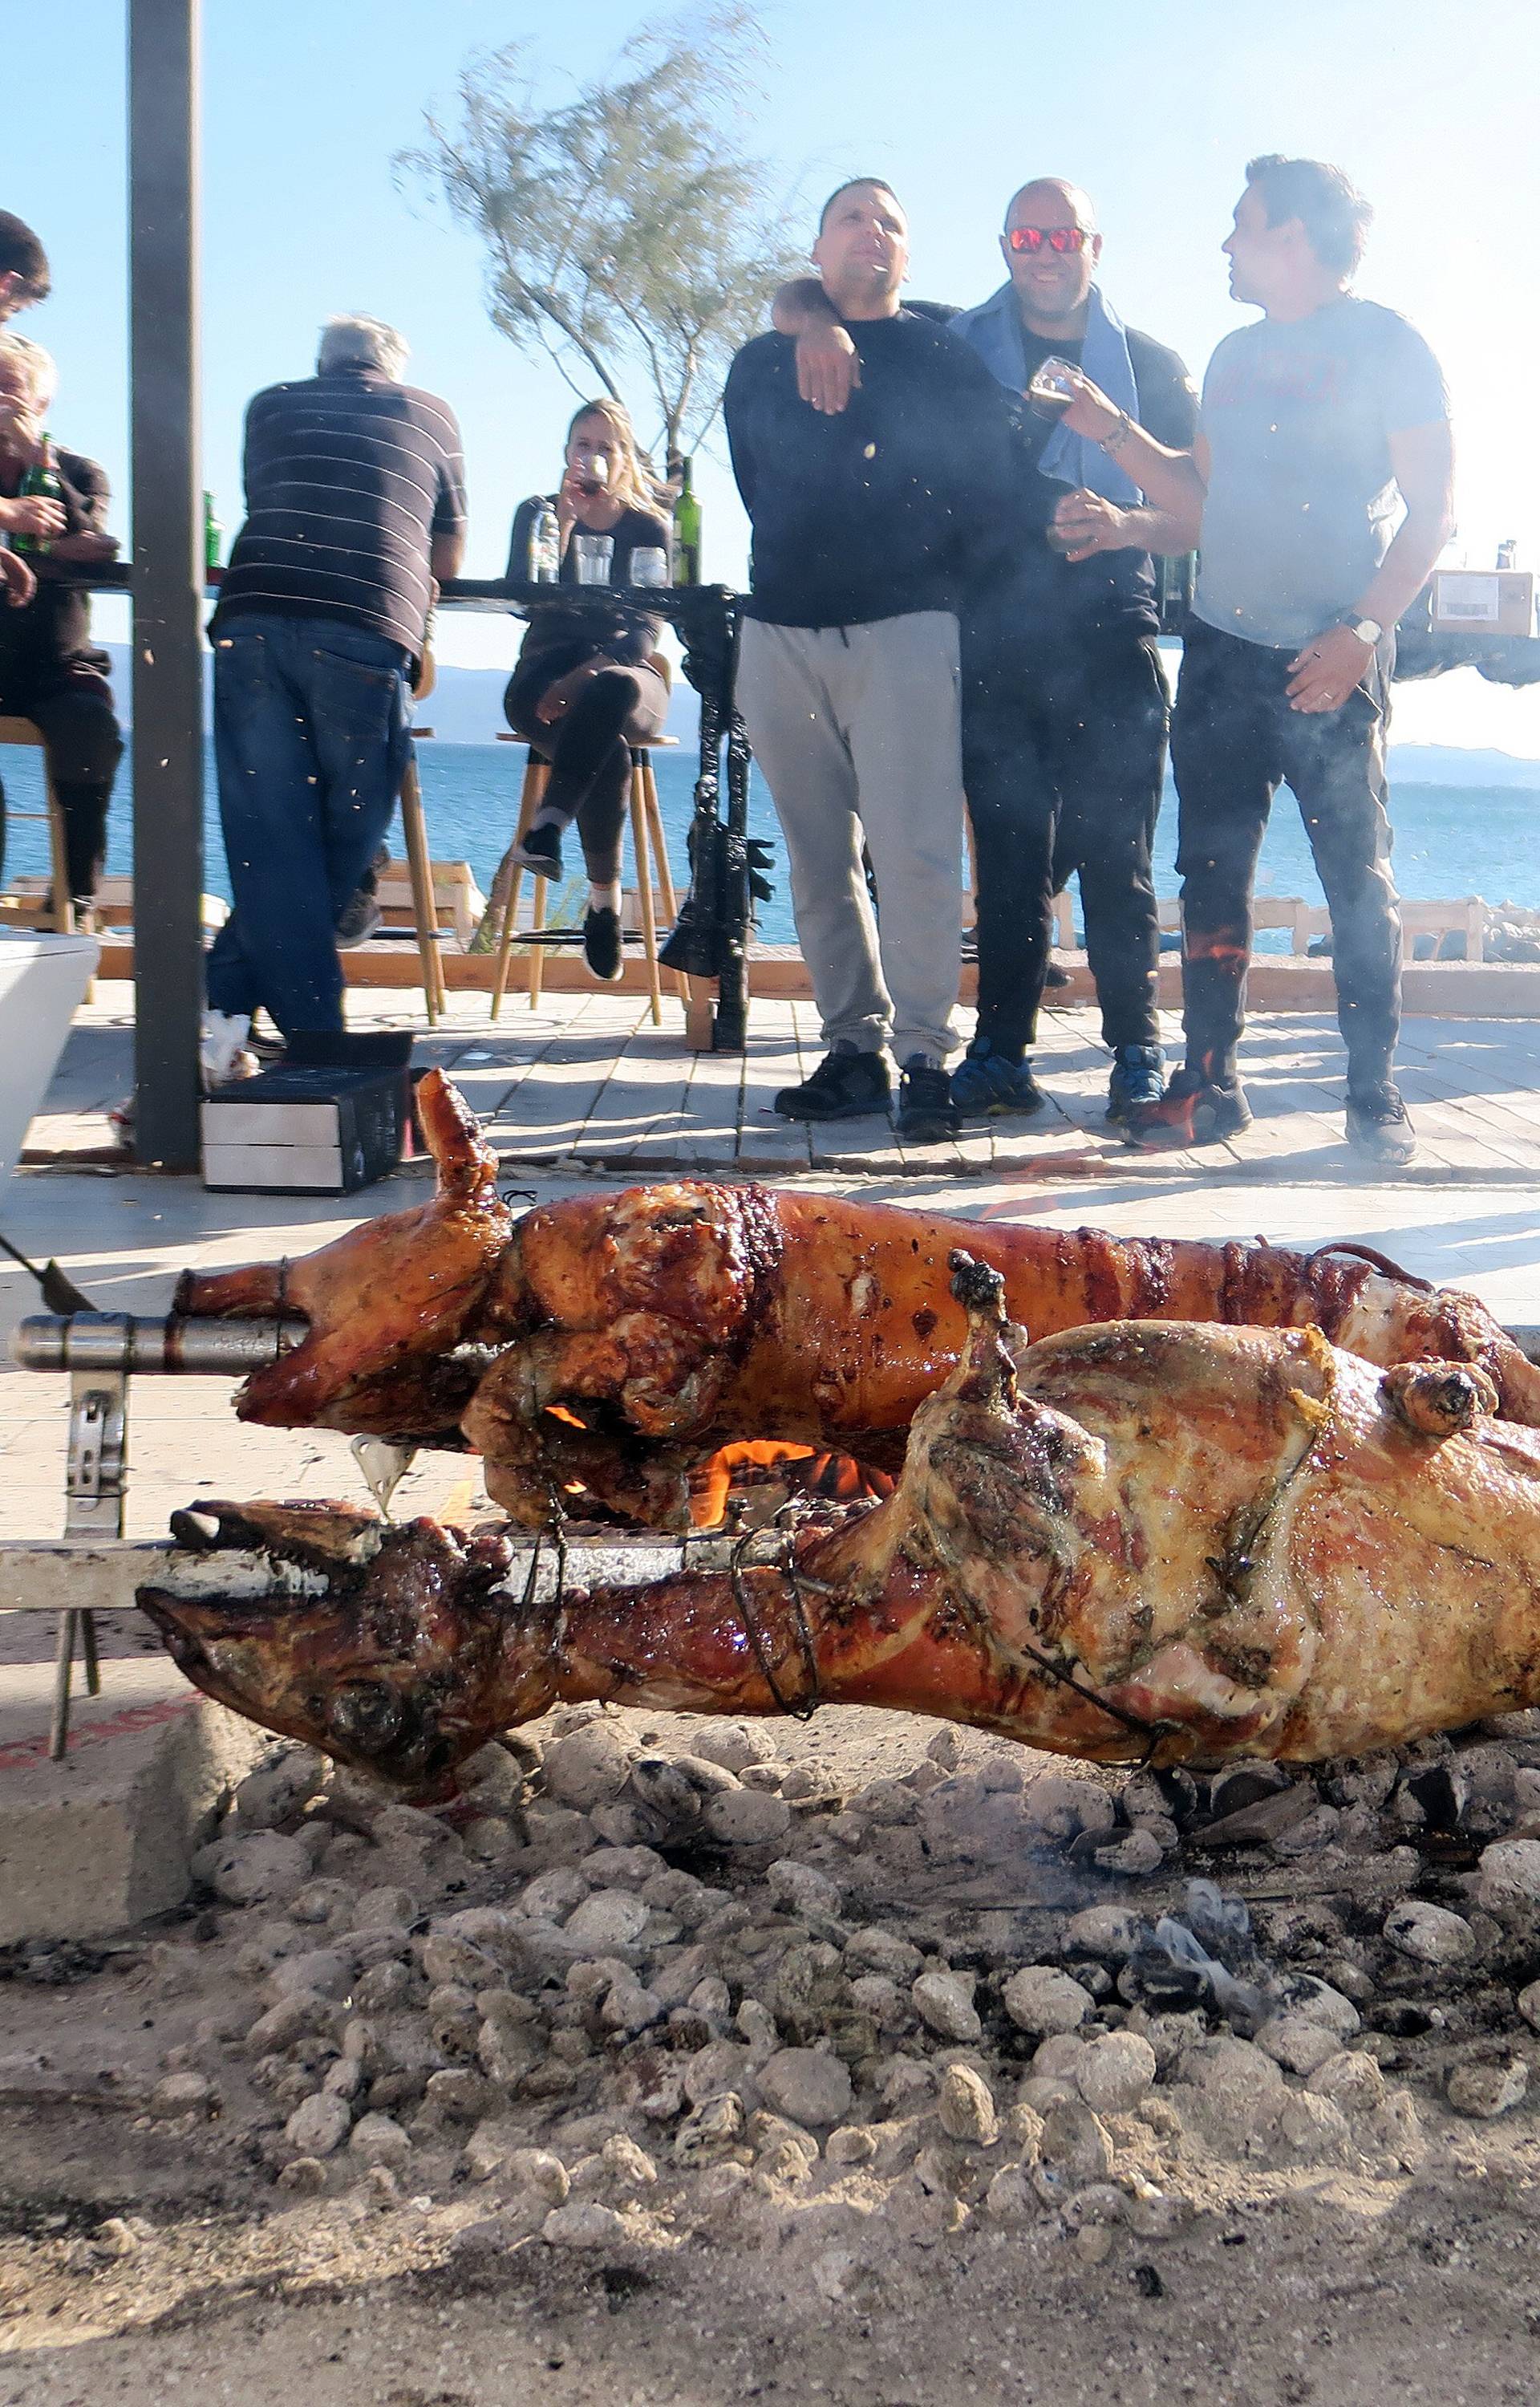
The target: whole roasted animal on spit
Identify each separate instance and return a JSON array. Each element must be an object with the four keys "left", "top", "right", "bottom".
[
  {"left": 175, "top": 1068, "right": 1540, "bottom": 1529},
  {"left": 142, "top": 1256, "right": 1540, "bottom": 1798}
]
